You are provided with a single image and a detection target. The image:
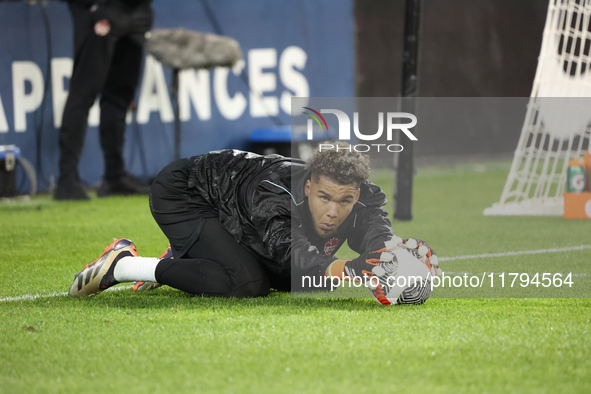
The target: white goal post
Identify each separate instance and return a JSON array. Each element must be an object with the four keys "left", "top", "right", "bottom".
[{"left": 484, "top": 0, "right": 591, "bottom": 216}]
